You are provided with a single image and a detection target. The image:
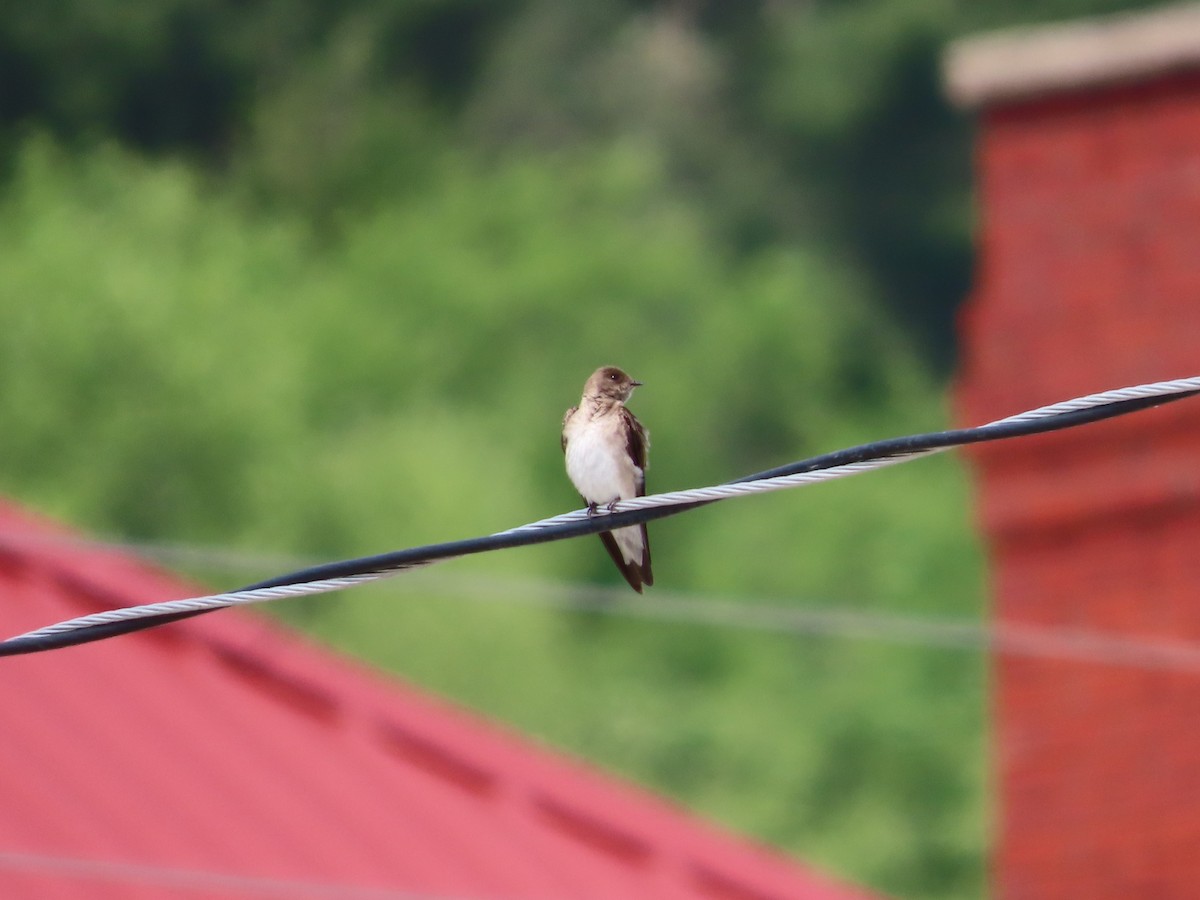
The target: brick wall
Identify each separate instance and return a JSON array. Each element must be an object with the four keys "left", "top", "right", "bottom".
[{"left": 955, "top": 69, "right": 1200, "bottom": 899}]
